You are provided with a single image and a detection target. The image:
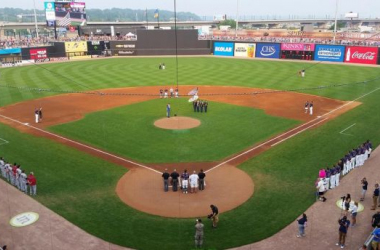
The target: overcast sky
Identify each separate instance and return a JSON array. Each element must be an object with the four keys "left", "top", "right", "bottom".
[{"left": 3, "top": 0, "right": 380, "bottom": 18}]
